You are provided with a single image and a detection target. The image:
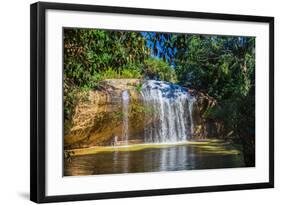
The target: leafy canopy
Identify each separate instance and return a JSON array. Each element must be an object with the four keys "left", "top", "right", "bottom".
[{"left": 64, "top": 28, "right": 255, "bottom": 165}]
